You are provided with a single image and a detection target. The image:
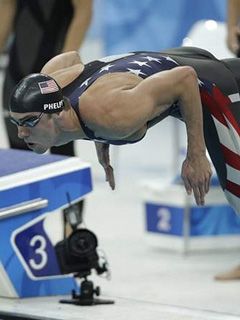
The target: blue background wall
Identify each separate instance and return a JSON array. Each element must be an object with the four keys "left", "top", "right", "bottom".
[{"left": 91, "top": 0, "right": 227, "bottom": 55}]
